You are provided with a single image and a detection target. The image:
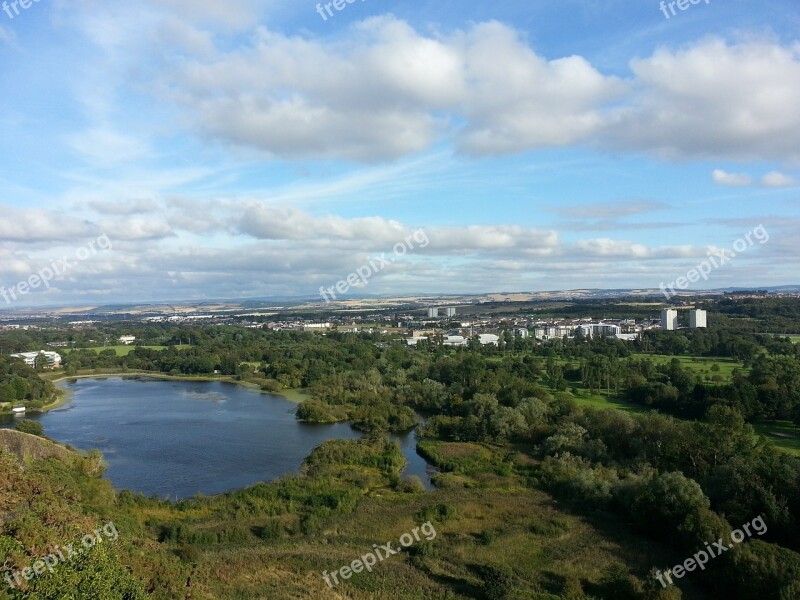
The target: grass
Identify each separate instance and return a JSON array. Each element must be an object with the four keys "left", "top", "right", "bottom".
[
  {"left": 754, "top": 420, "right": 800, "bottom": 456},
  {"left": 570, "top": 391, "right": 648, "bottom": 414},
  {"left": 642, "top": 355, "right": 746, "bottom": 380},
  {"left": 182, "top": 440, "right": 690, "bottom": 599},
  {"left": 277, "top": 388, "right": 313, "bottom": 404}
]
